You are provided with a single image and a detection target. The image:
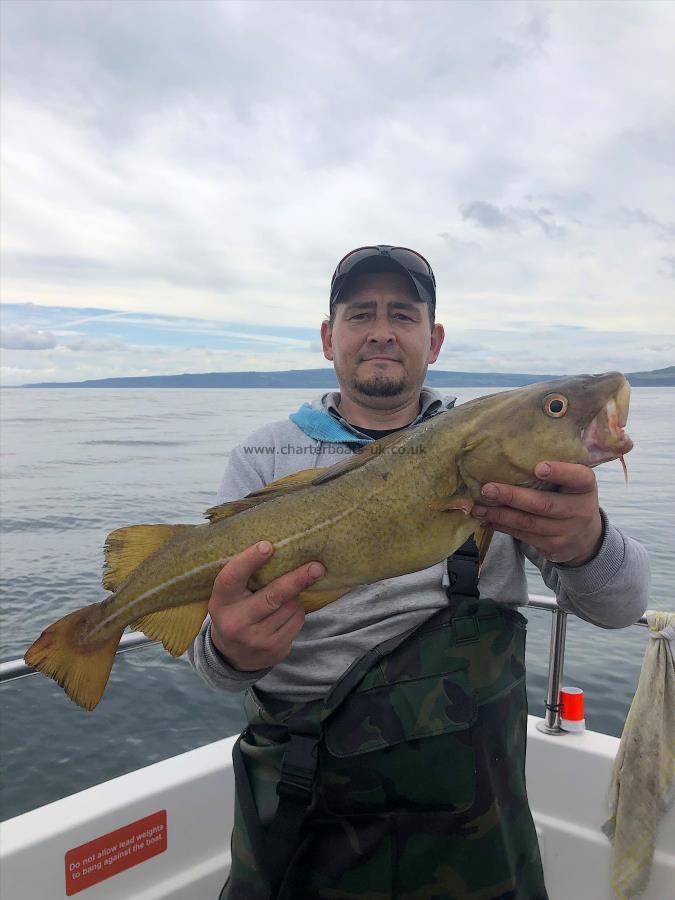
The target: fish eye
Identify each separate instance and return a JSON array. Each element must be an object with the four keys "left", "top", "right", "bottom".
[{"left": 543, "top": 393, "right": 568, "bottom": 418}]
